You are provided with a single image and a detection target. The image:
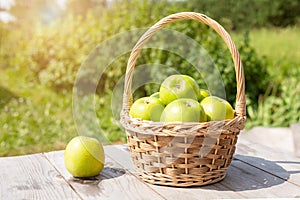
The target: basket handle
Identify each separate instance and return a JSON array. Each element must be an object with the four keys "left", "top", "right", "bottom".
[{"left": 123, "top": 12, "right": 246, "bottom": 117}]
